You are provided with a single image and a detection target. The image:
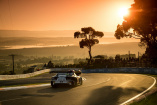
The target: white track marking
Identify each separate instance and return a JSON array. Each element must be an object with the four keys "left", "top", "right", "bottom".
[
  {"left": 119, "top": 80, "right": 132, "bottom": 87},
  {"left": 82, "top": 77, "right": 86, "bottom": 81},
  {"left": 0, "top": 84, "right": 50, "bottom": 91},
  {"left": 0, "top": 96, "right": 30, "bottom": 103},
  {"left": 120, "top": 76, "right": 156, "bottom": 105},
  {"left": 82, "top": 77, "right": 111, "bottom": 88},
  {"left": 119, "top": 75, "right": 135, "bottom": 87}
]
